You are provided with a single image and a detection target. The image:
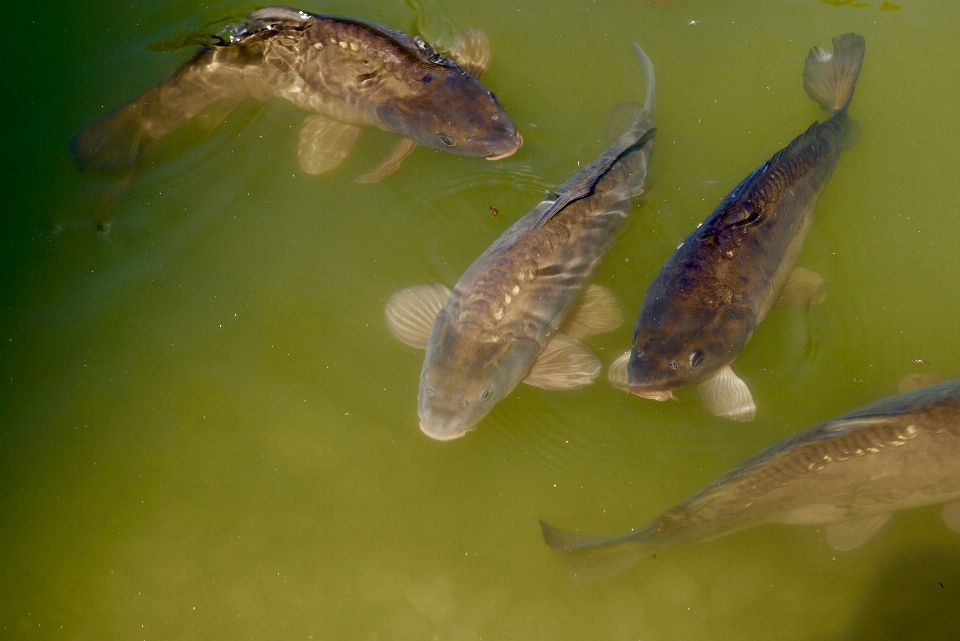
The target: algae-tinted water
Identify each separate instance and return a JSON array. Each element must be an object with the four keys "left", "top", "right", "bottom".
[{"left": 2, "top": 0, "right": 960, "bottom": 639}]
